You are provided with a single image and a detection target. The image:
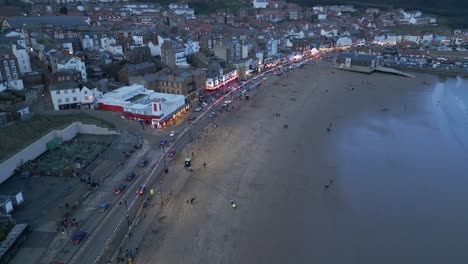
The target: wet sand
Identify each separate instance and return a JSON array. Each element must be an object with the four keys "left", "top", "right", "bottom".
[{"left": 136, "top": 62, "right": 468, "bottom": 264}]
